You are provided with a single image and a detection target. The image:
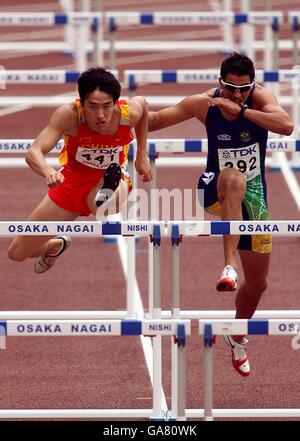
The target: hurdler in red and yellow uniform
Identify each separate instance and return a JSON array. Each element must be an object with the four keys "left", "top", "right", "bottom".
[{"left": 49, "top": 99, "right": 133, "bottom": 216}]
